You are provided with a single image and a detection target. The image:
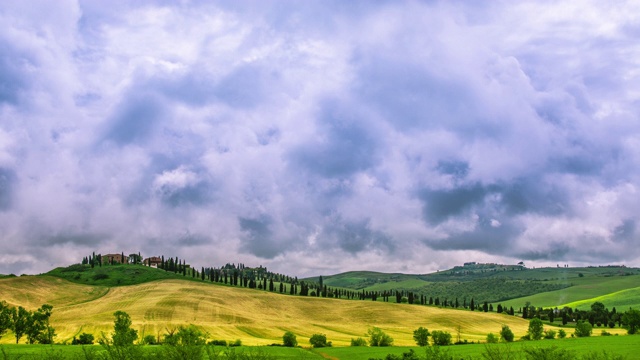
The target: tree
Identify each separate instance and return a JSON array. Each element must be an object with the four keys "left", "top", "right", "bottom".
[
  {"left": 622, "top": 309, "right": 640, "bottom": 334},
  {"left": 112, "top": 311, "right": 138, "bottom": 346},
  {"left": 412, "top": 327, "right": 430, "bottom": 346},
  {"left": 431, "top": 330, "right": 452, "bottom": 346},
  {"left": 527, "top": 318, "right": 544, "bottom": 340},
  {"left": 367, "top": 327, "right": 393, "bottom": 346},
  {"left": 499, "top": 324, "right": 514, "bottom": 342},
  {"left": 486, "top": 333, "right": 498, "bottom": 343},
  {"left": 0, "top": 301, "right": 12, "bottom": 340},
  {"left": 163, "top": 325, "right": 207, "bottom": 360},
  {"left": 283, "top": 331, "right": 297, "bottom": 347},
  {"left": 309, "top": 333, "right": 330, "bottom": 348},
  {"left": 25, "top": 304, "right": 54, "bottom": 344},
  {"left": 574, "top": 320, "right": 592, "bottom": 337},
  {"left": 11, "top": 306, "right": 30, "bottom": 344}
]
